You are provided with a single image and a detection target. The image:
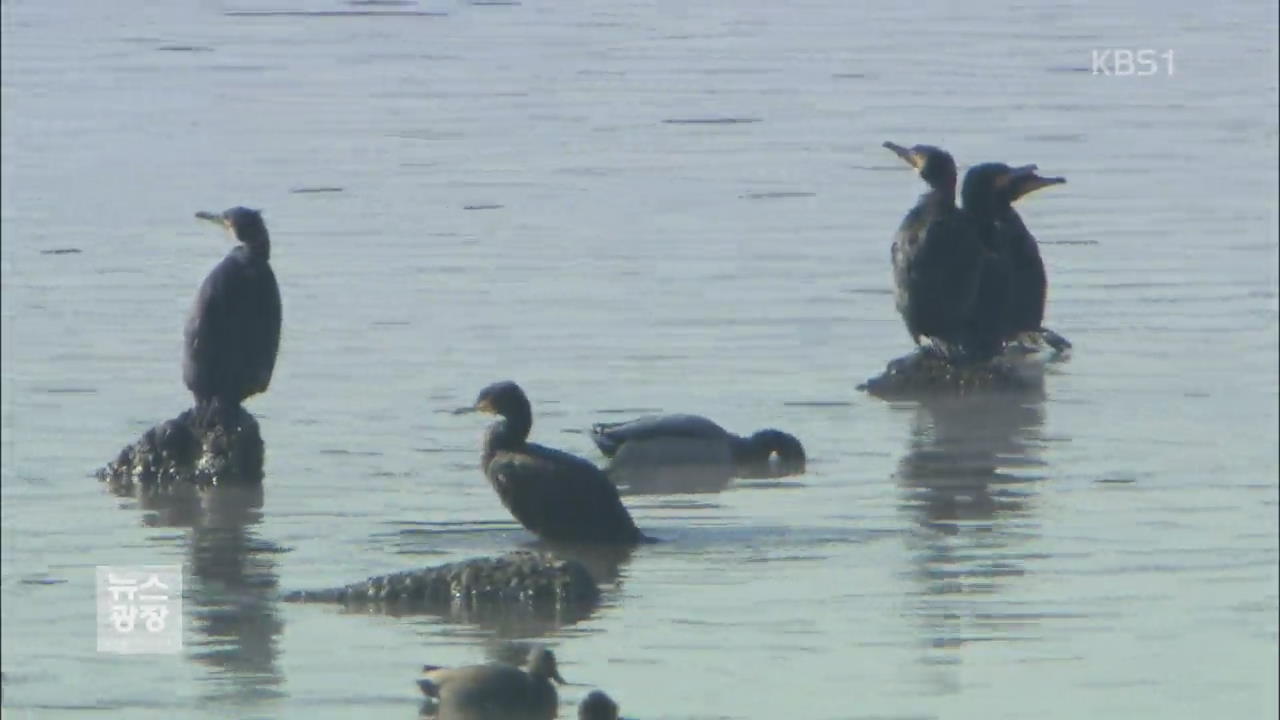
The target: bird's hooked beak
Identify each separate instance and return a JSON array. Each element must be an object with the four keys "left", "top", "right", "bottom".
[
  {"left": 195, "top": 210, "right": 228, "bottom": 226},
  {"left": 551, "top": 666, "right": 567, "bottom": 685},
  {"left": 883, "top": 141, "right": 924, "bottom": 170},
  {"left": 452, "top": 397, "right": 494, "bottom": 415},
  {"left": 195, "top": 211, "right": 237, "bottom": 242},
  {"left": 1009, "top": 165, "right": 1066, "bottom": 199}
]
